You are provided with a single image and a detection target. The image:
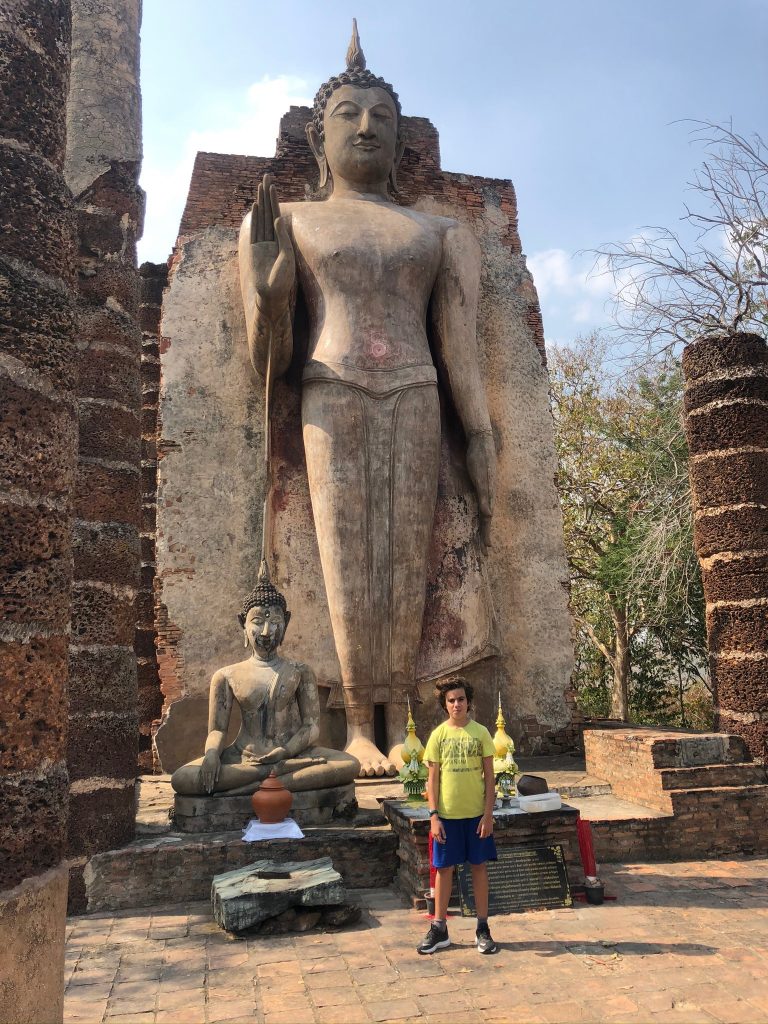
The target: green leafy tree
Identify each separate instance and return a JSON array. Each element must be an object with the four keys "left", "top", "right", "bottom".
[{"left": 550, "top": 334, "right": 708, "bottom": 722}]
